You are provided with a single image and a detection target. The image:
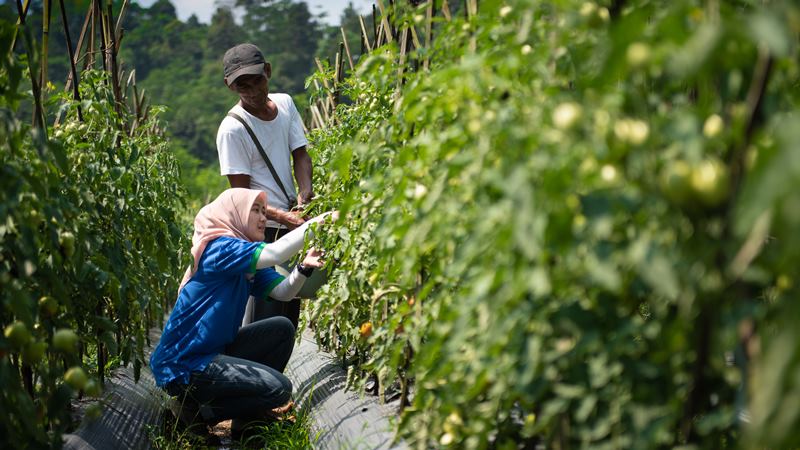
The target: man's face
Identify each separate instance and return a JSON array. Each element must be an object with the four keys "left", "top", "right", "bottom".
[{"left": 231, "top": 71, "right": 268, "bottom": 109}]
